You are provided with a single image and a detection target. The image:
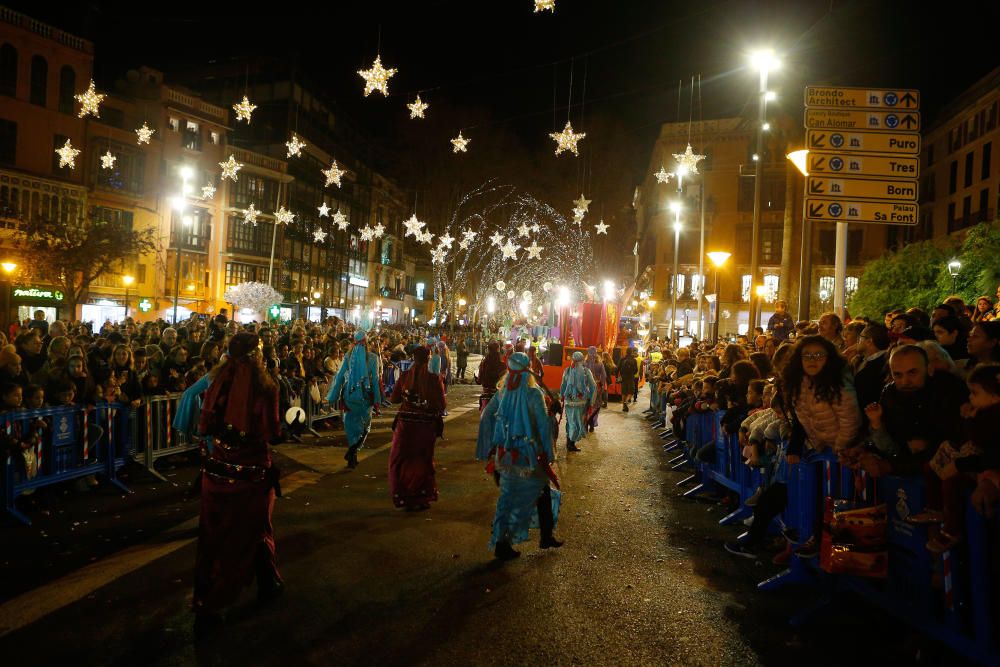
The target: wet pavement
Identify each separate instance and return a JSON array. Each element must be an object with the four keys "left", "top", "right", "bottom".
[{"left": 0, "top": 383, "right": 938, "bottom": 666}]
